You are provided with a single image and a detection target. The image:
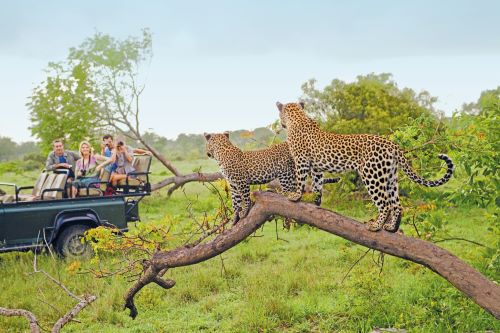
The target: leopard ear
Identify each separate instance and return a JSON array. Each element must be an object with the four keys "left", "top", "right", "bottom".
[
  {"left": 299, "top": 101, "right": 305, "bottom": 109},
  {"left": 276, "top": 101, "right": 283, "bottom": 111},
  {"left": 204, "top": 133, "right": 211, "bottom": 141},
  {"left": 223, "top": 131, "right": 230, "bottom": 138}
]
